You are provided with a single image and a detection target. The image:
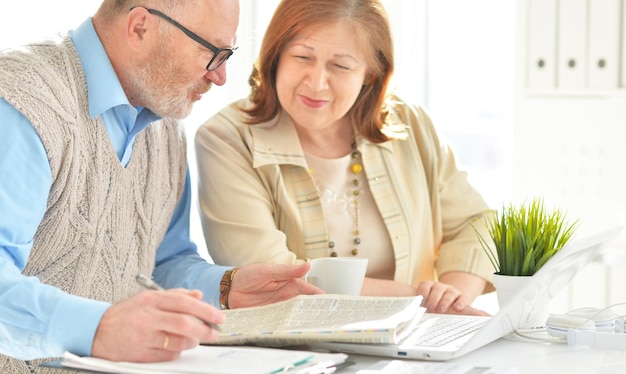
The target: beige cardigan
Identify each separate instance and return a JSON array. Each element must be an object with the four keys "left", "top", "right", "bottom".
[{"left": 195, "top": 96, "right": 494, "bottom": 288}]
